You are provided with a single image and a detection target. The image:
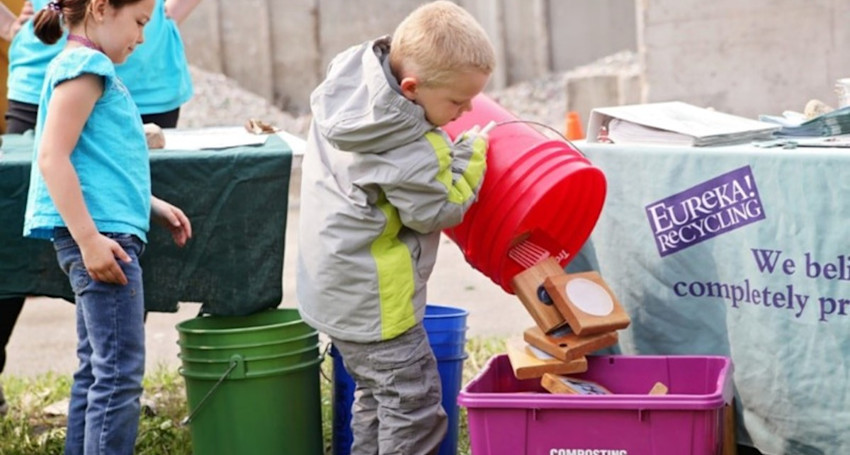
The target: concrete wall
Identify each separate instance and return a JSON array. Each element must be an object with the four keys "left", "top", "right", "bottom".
[
  {"left": 638, "top": 0, "right": 850, "bottom": 118},
  {"left": 549, "top": 0, "right": 636, "bottom": 72},
  {"left": 178, "top": 0, "right": 638, "bottom": 113},
  {"left": 180, "top": 1, "right": 850, "bottom": 129}
]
